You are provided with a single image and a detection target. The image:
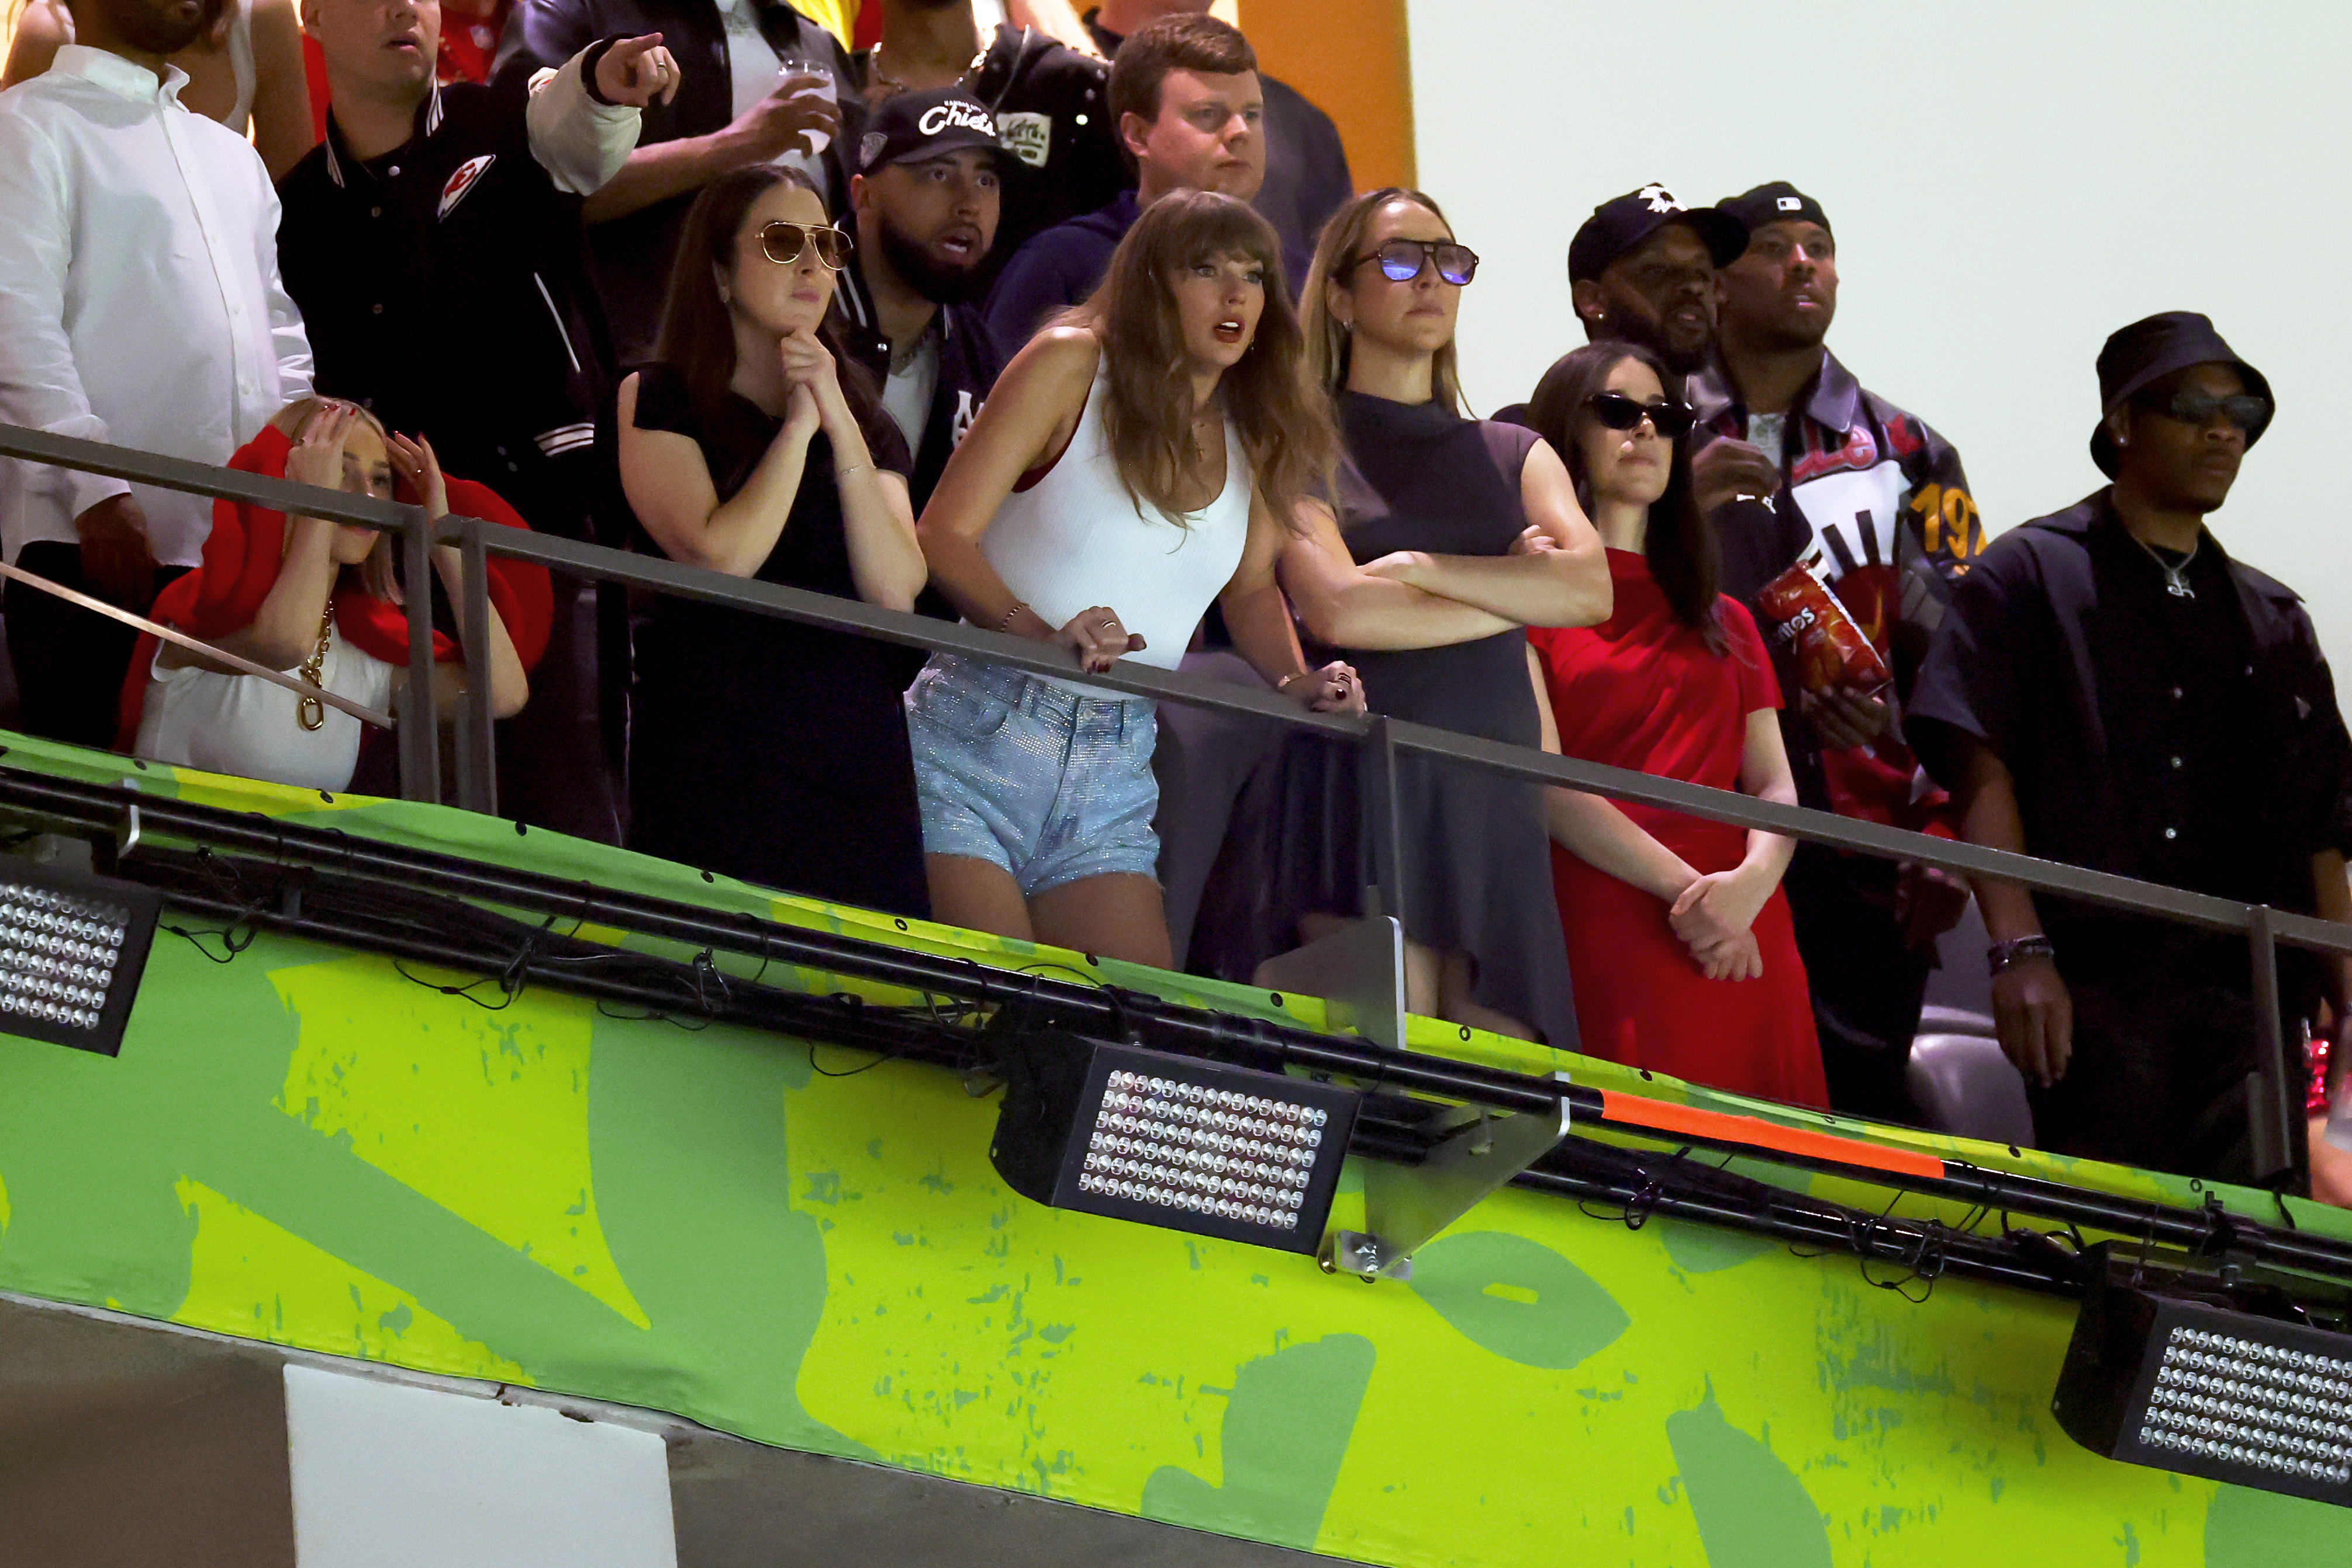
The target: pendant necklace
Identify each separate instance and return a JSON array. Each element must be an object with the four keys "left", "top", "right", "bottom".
[{"left": 2132, "top": 532, "right": 2199, "bottom": 600}]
